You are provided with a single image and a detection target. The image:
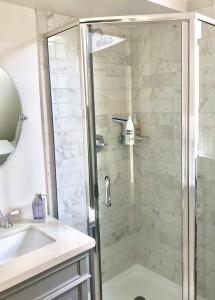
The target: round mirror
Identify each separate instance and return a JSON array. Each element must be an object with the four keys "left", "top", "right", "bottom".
[{"left": 0, "top": 67, "right": 24, "bottom": 167}]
